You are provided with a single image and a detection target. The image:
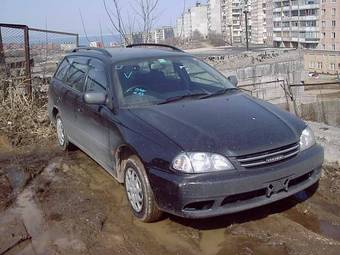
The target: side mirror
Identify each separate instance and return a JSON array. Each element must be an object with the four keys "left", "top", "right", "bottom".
[
  {"left": 84, "top": 92, "right": 107, "bottom": 105},
  {"left": 227, "top": 75, "right": 238, "bottom": 87}
]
